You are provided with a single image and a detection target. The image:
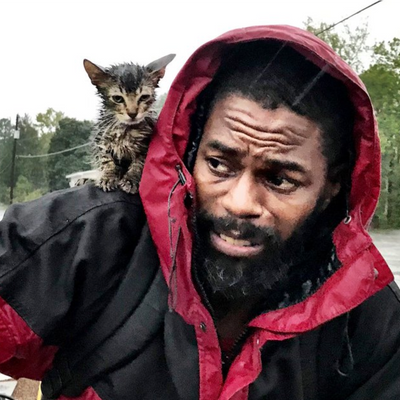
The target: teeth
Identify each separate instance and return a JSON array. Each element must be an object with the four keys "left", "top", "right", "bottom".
[{"left": 219, "top": 233, "right": 252, "bottom": 247}]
